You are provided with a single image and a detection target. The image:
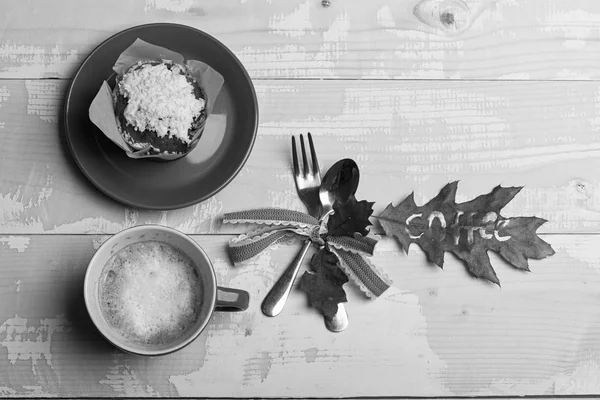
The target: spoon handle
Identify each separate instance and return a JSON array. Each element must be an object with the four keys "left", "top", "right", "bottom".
[{"left": 261, "top": 240, "right": 312, "bottom": 317}]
